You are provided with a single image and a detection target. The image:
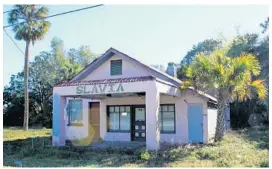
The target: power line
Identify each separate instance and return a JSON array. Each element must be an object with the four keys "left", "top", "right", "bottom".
[
  {"left": 3, "top": 4, "right": 104, "bottom": 28},
  {"left": 3, "top": 4, "right": 104, "bottom": 57},
  {"left": 3, "top": 28, "right": 25, "bottom": 55}
]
